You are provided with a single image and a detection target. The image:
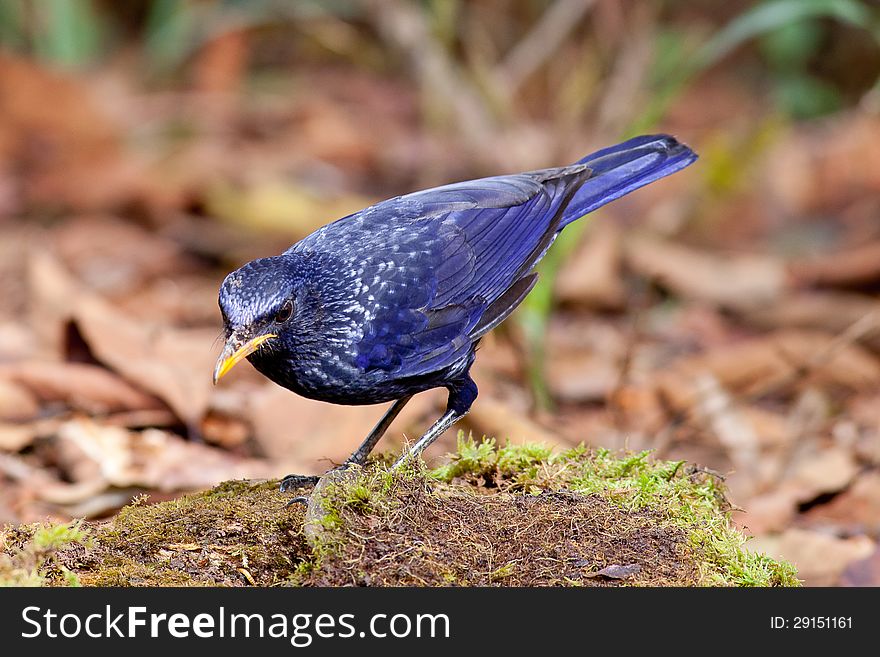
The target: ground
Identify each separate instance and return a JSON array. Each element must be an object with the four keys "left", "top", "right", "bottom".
[
  {"left": 1, "top": 439, "right": 798, "bottom": 587},
  {"left": 2, "top": 2, "right": 880, "bottom": 587}
]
